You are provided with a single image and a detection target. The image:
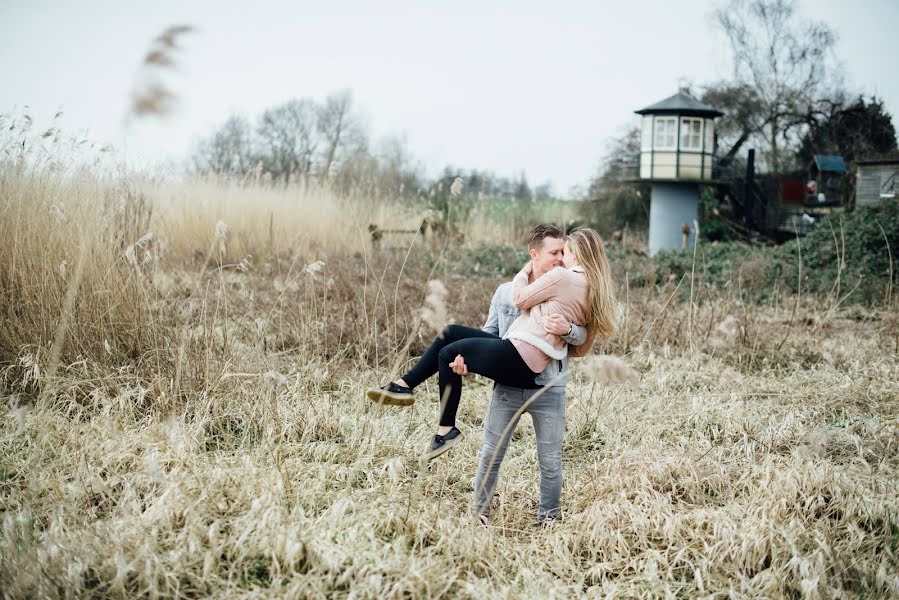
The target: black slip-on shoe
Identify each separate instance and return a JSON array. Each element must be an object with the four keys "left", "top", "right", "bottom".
[
  {"left": 366, "top": 382, "right": 414, "bottom": 406},
  {"left": 419, "top": 427, "right": 464, "bottom": 462}
]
